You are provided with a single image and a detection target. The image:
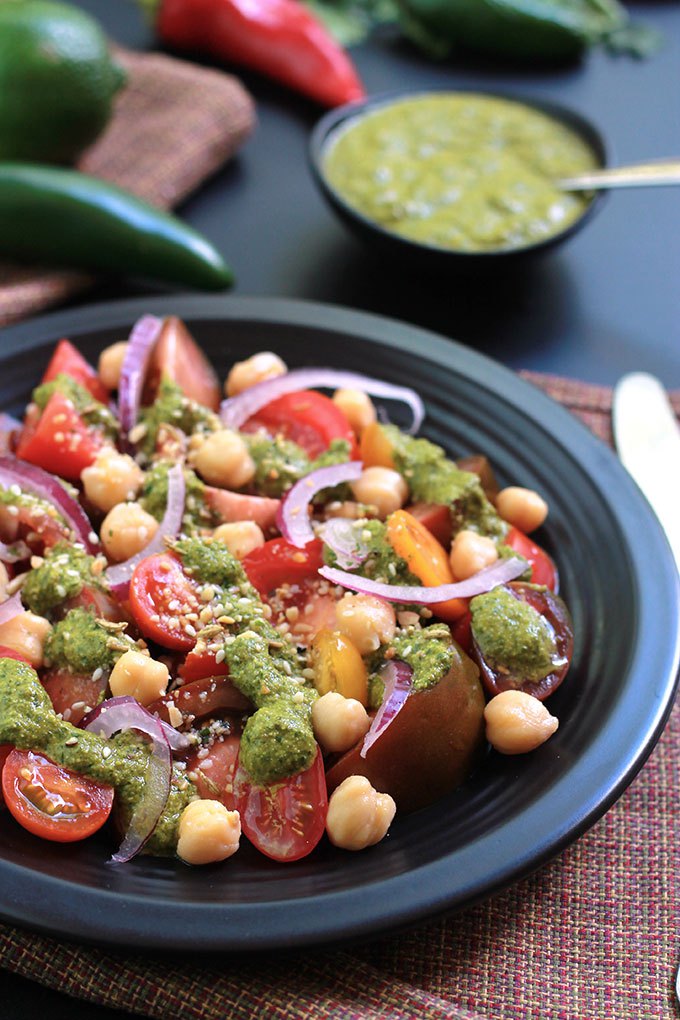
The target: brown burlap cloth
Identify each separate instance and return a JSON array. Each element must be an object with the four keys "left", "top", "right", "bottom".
[
  {"left": 0, "top": 47, "right": 255, "bottom": 328},
  {"left": 0, "top": 373, "right": 678, "bottom": 1020}
]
